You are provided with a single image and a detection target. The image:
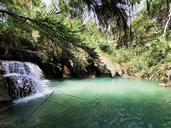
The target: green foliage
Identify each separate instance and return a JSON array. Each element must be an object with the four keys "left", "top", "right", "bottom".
[
  {"left": 0, "top": 0, "right": 82, "bottom": 50},
  {"left": 0, "top": 0, "right": 171, "bottom": 80},
  {"left": 109, "top": 0, "right": 171, "bottom": 79}
]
